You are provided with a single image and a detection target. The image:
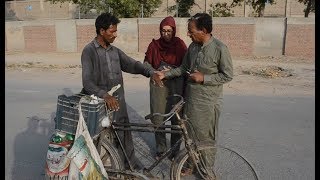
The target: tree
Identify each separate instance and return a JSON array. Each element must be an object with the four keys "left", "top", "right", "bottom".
[
  {"left": 46, "top": 0, "right": 162, "bottom": 18},
  {"left": 208, "top": 2, "right": 241, "bottom": 17},
  {"left": 298, "top": 0, "right": 315, "bottom": 17},
  {"left": 250, "top": 0, "right": 276, "bottom": 17},
  {"left": 209, "top": 0, "right": 276, "bottom": 17},
  {"left": 167, "top": 0, "right": 199, "bottom": 17}
]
